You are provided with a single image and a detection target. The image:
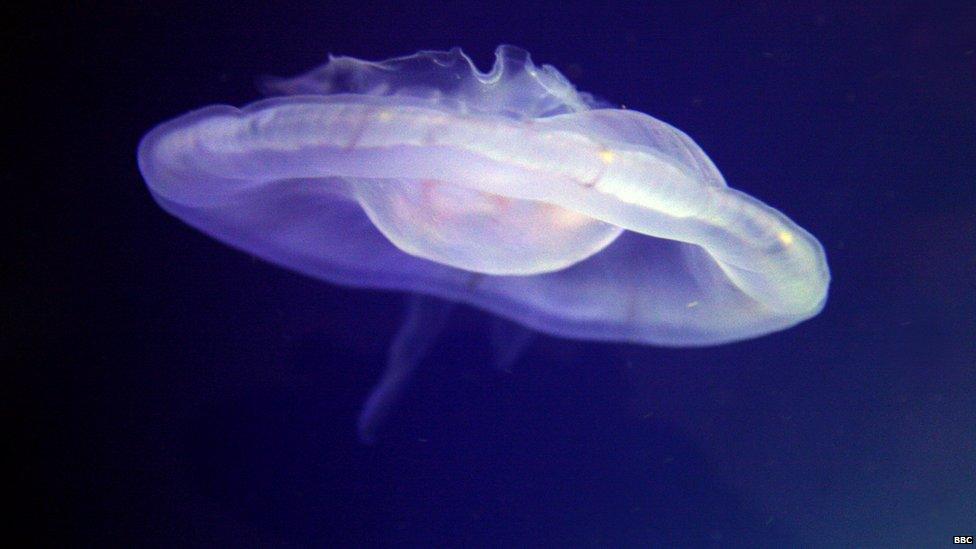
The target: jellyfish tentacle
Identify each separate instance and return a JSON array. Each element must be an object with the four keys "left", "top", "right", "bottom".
[
  {"left": 357, "top": 294, "right": 455, "bottom": 444},
  {"left": 488, "top": 317, "right": 536, "bottom": 373}
]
